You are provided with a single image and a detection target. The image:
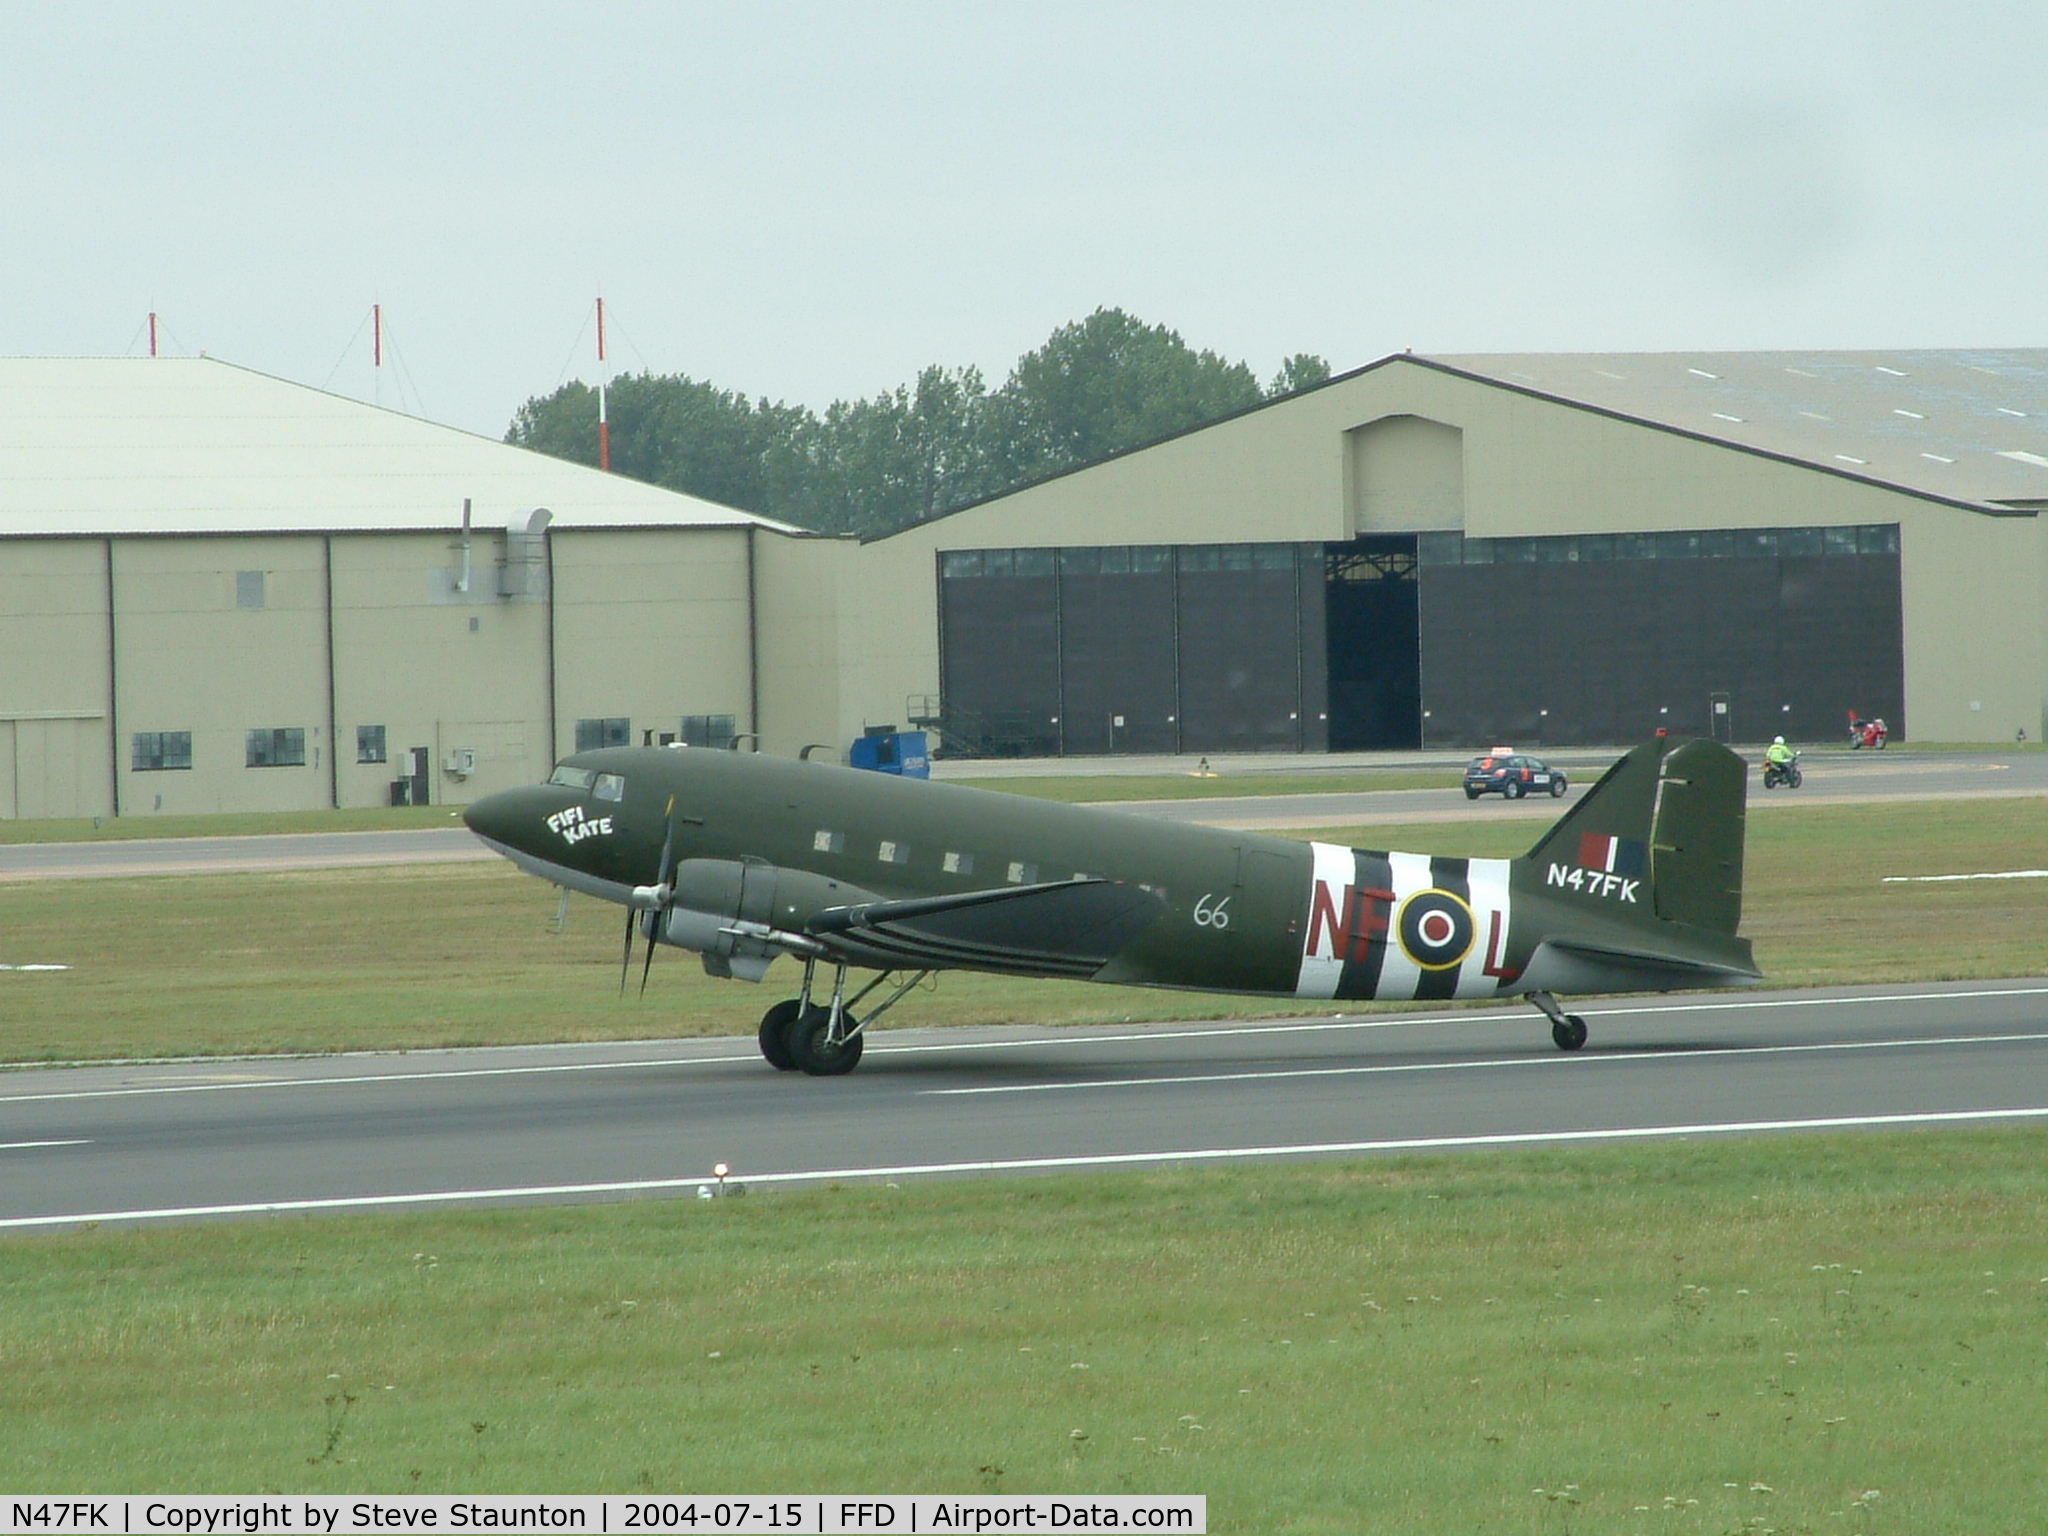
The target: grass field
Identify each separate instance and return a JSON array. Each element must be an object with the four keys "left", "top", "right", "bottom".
[
  {"left": 2, "top": 1129, "right": 2044, "bottom": 1527},
  {"left": 0, "top": 805, "right": 464, "bottom": 844},
  {"left": 2, "top": 799, "right": 2045, "bottom": 1064}
]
